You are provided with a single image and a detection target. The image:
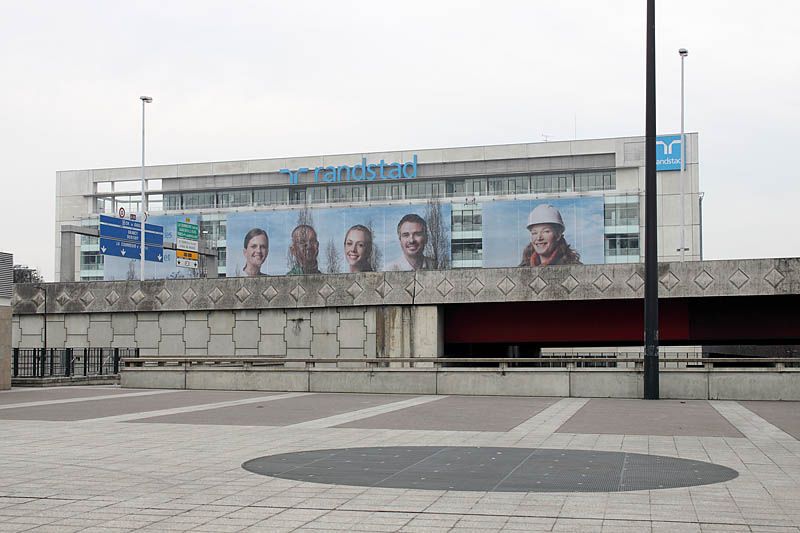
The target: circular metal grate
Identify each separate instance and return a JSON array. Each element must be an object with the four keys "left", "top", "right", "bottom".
[{"left": 243, "top": 446, "right": 738, "bottom": 492}]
